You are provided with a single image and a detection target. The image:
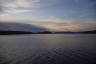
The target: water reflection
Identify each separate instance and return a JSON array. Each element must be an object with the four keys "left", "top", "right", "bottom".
[{"left": 0, "top": 34, "right": 96, "bottom": 64}]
